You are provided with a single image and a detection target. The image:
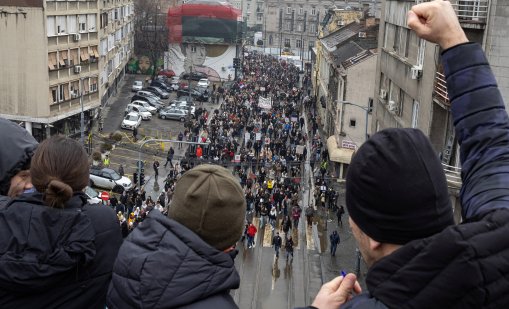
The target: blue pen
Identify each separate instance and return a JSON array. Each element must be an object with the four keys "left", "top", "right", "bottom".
[{"left": 341, "top": 270, "right": 347, "bottom": 277}]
